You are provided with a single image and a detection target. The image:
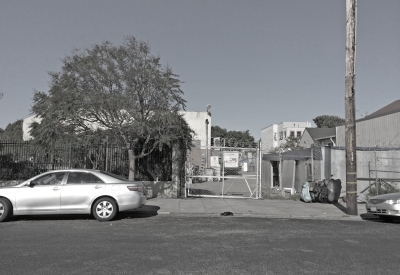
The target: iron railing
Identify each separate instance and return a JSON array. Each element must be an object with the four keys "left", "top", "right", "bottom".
[{"left": 0, "top": 140, "right": 172, "bottom": 181}]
